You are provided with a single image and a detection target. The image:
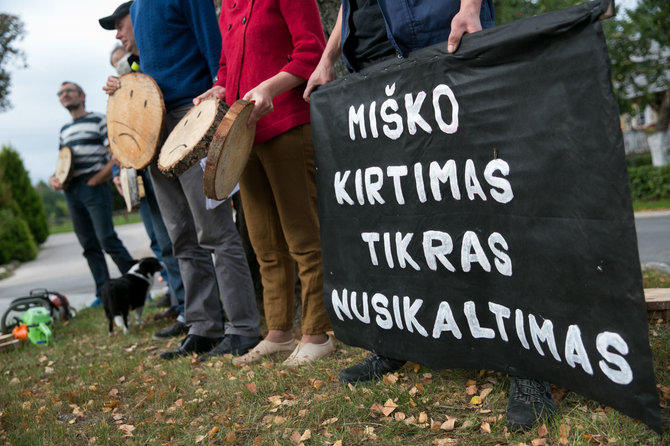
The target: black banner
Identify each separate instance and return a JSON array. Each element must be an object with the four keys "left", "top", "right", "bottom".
[{"left": 310, "top": 0, "right": 661, "bottom": 433}]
